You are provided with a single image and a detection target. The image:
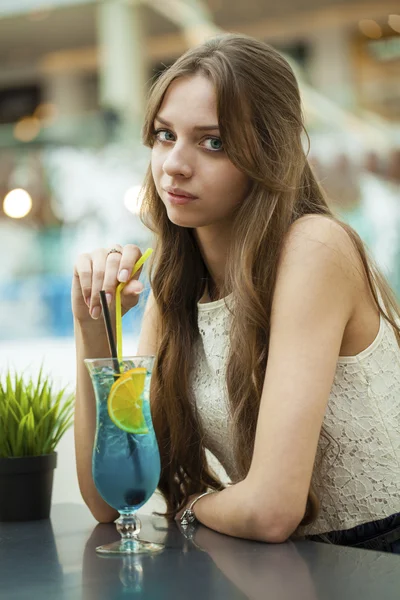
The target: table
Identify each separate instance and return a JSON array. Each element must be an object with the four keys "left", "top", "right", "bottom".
[{"left": 0, "top": 503, "right": 399, "bottom": 599}]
